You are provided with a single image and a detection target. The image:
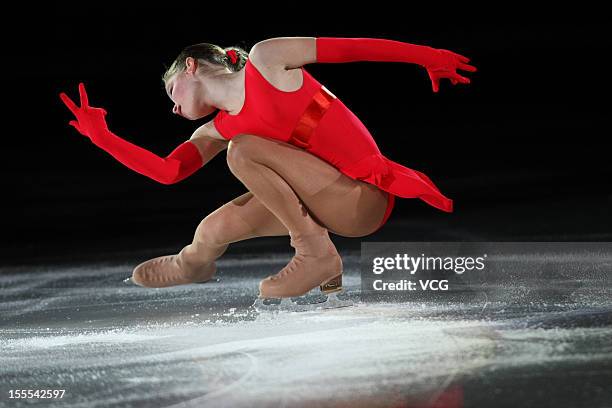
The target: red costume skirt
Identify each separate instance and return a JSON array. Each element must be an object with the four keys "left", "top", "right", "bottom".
[{"left": 286, "top": 86, "right": 453, "bottom": 230}]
